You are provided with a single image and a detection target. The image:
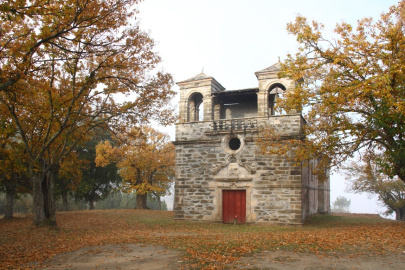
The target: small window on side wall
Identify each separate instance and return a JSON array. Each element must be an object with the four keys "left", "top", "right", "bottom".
[
  {"left": 268, "top": 84, "right": 286, "bottom": 116},
  {"left": 188, "top": 92, "right": 204, "bottom": 122}
]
